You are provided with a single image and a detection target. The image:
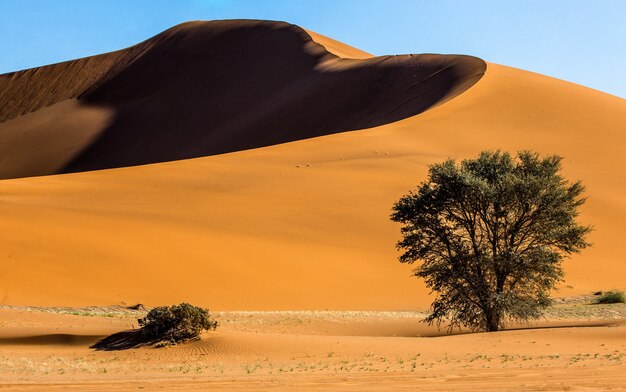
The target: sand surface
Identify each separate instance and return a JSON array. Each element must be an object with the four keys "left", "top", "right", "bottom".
[
  {"left": 0, "top": 21, "right": 624, "bottom": 309},
  {"left": 1, "top": 19, "right": 626, "bottom": 391},
  {"left": 0, "top": 20, "right": 484, "bottom": 178},
  {"left": 0, "top": 301, "right": 624, "bottom": 391}
]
